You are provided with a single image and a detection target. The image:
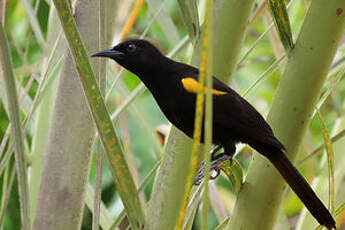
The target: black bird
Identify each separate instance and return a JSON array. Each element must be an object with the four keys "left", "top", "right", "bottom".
[{"left": 92, "top": 39, "right": 336, "bottom": 229}]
